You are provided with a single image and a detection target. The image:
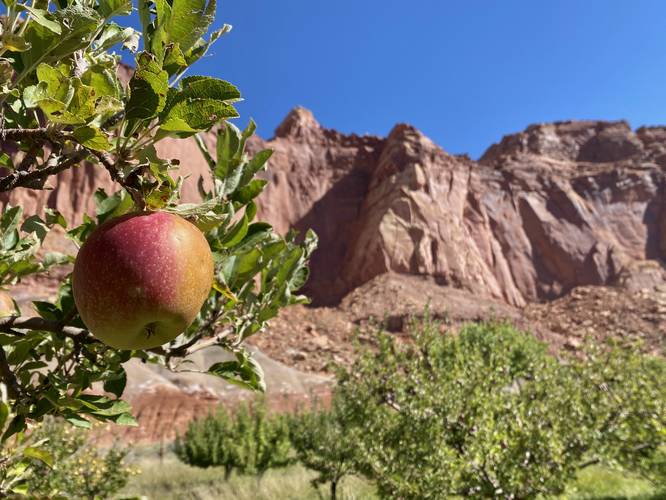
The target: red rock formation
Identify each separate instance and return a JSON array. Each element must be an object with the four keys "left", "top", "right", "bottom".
[
  {"left": 3, "top": 111, "right": 664, "bottom": 309},
  {"left": 254, "top": 114, "right": 666, "bottom": 306}
]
